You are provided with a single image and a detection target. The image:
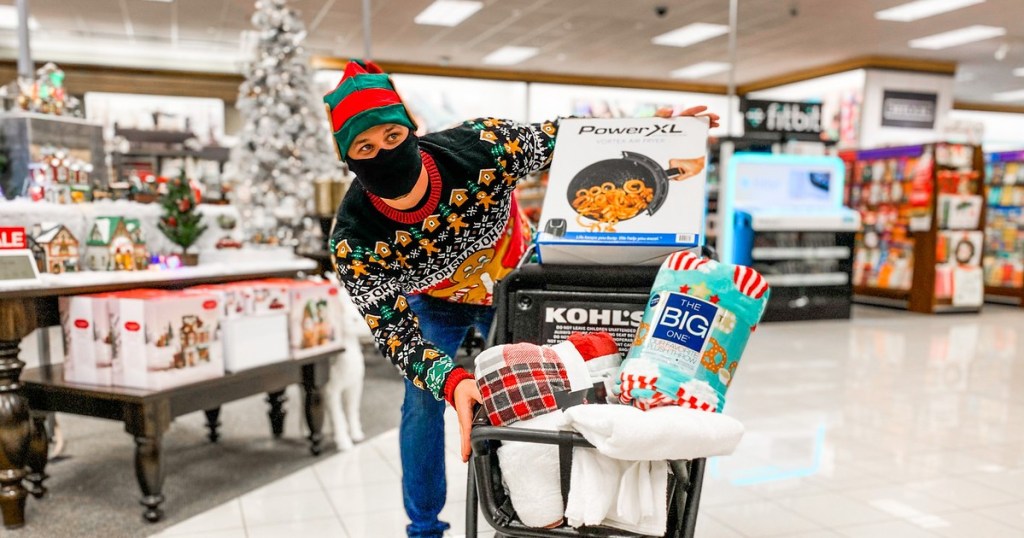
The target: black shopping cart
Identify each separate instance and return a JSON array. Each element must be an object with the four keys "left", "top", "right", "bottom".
[{"left": 465, "top": 256, "right": 711, "bottom": 538}]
